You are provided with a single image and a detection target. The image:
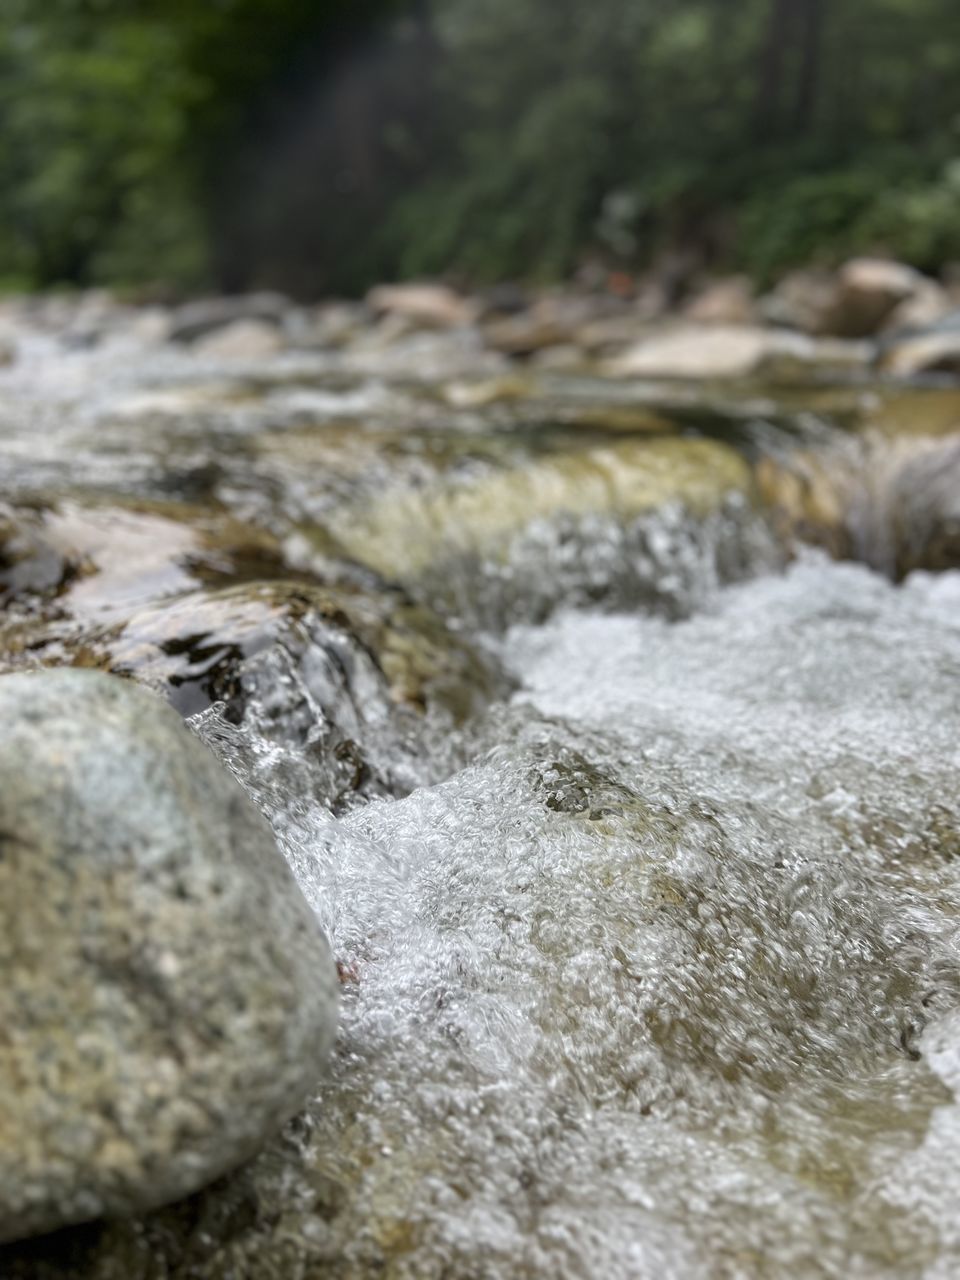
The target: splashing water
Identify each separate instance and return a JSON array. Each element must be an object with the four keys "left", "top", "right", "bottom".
[{"left": 180, "top": 555, "right": 960, "bottom": 1278}]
